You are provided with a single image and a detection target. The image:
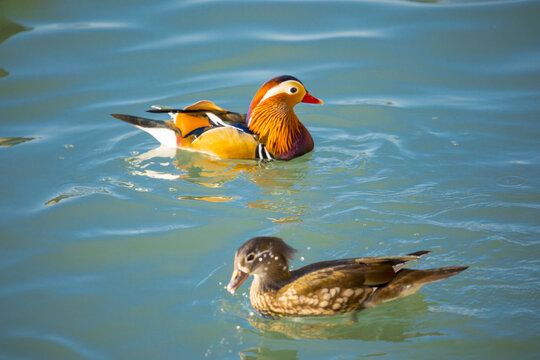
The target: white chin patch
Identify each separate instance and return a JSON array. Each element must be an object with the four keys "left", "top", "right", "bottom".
[{"left": 136, "top": 126, "right": 177, "bottom": 148}]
